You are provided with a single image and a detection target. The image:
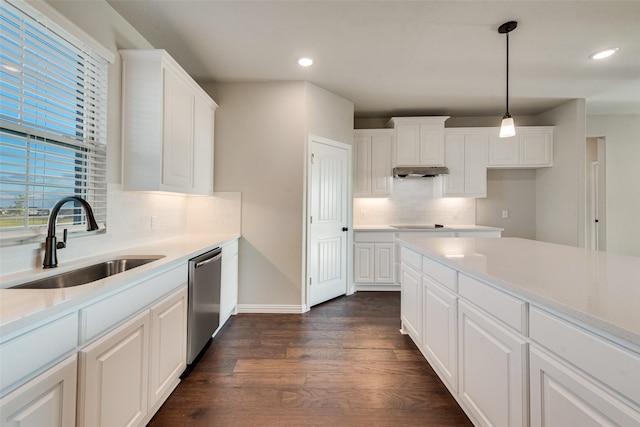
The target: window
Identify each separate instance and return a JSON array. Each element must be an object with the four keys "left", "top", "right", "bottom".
[{"left": 0, "top": 0, "right": 109, "bottom": 240}]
